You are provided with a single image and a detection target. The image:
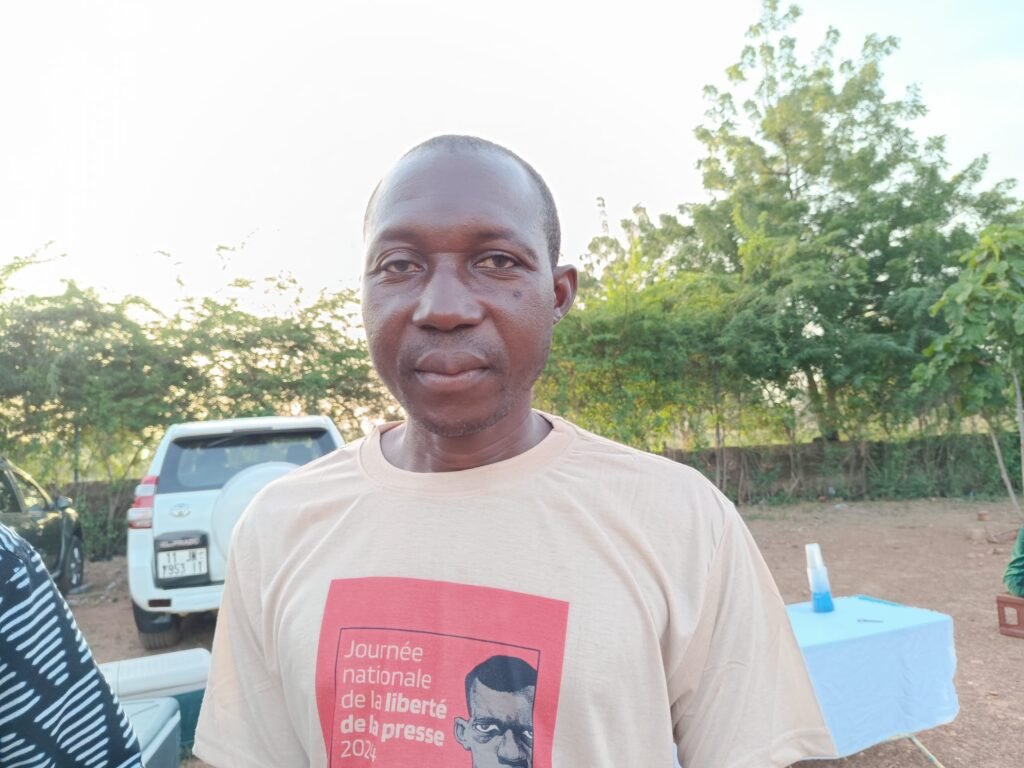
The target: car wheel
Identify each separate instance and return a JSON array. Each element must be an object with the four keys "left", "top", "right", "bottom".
[
  {"left": 57, "top": 535, "right": 85, "bottom": 595},
  {"left": 132, "top": 601, "right": 182, "bottom": 650}
]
